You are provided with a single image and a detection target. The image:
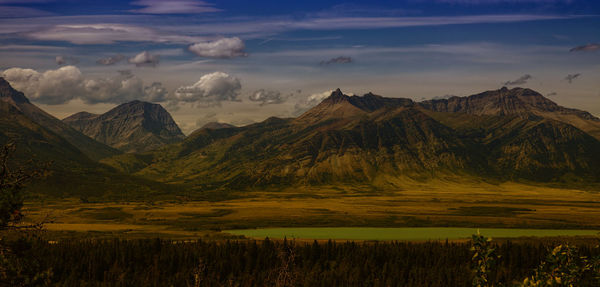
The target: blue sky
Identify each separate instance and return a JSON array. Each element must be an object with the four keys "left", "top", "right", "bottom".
[{"left": 0, "top": 0, "right": 599, "bottom": 133}]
